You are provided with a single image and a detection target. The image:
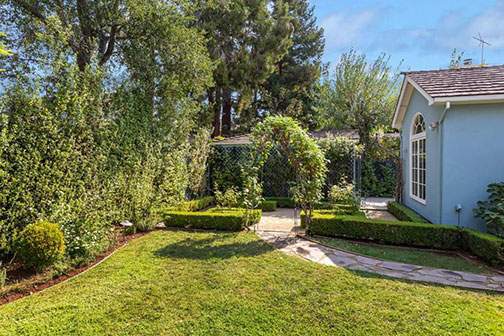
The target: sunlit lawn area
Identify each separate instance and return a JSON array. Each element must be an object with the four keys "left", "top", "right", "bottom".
[
  {"left": 0, "top": 230, "right": 503, "bottom": 335},
  {"left": 314, "top": 236, "right": 500, "bottom": 275}
]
